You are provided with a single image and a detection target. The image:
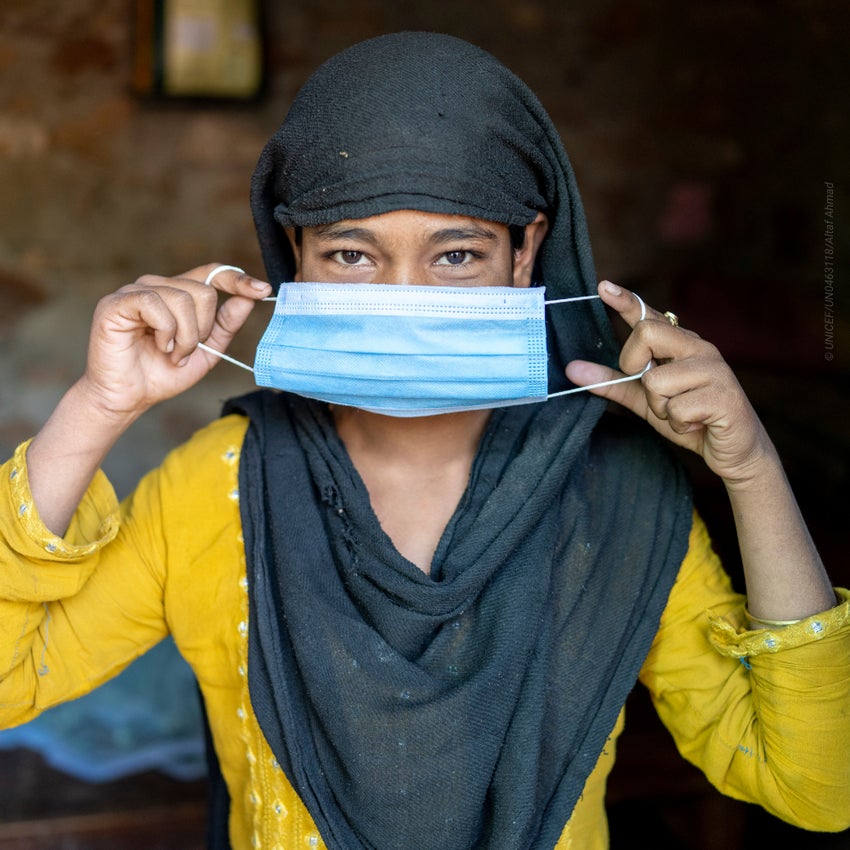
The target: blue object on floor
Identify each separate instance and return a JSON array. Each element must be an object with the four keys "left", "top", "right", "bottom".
[{"left": 0, "top": 637, "right": 206, "bottom": 783}]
